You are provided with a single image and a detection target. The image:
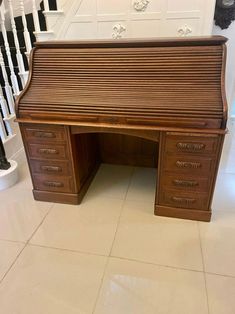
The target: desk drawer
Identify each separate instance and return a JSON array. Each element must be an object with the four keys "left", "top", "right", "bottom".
[
  {"left": 24, "top": 125, "right": 65, "bottom": 142},
  {"left": 159, "top": 189, "right": 208, "bottom": 210},
  {"left": 30, "top": 160, "right": 71, "bottom": 176},
  {"left": 33, "top": 174, "right": 74, "bottom": 193},
  {"left": 161, "top": 174, "right": 209, "bottom": 192},
  {"left": 165, "top": 133, "right": 218, "bottom": 155},
  {"left": 28, "top": 143, "right": 68, "bottom": 160},
  {"left": 163, "top": 155, "right": 214, "bottom": 176}
]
